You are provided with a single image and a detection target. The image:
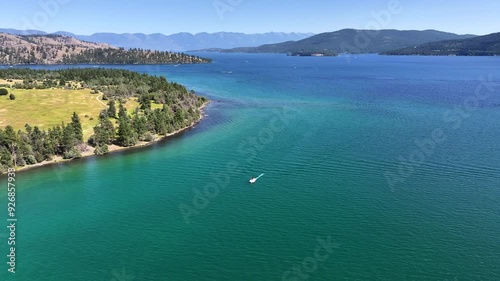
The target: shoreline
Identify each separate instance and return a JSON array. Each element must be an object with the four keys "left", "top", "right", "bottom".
[{"left": 10, "top": 101, "right": 210, "bottom": 175}]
